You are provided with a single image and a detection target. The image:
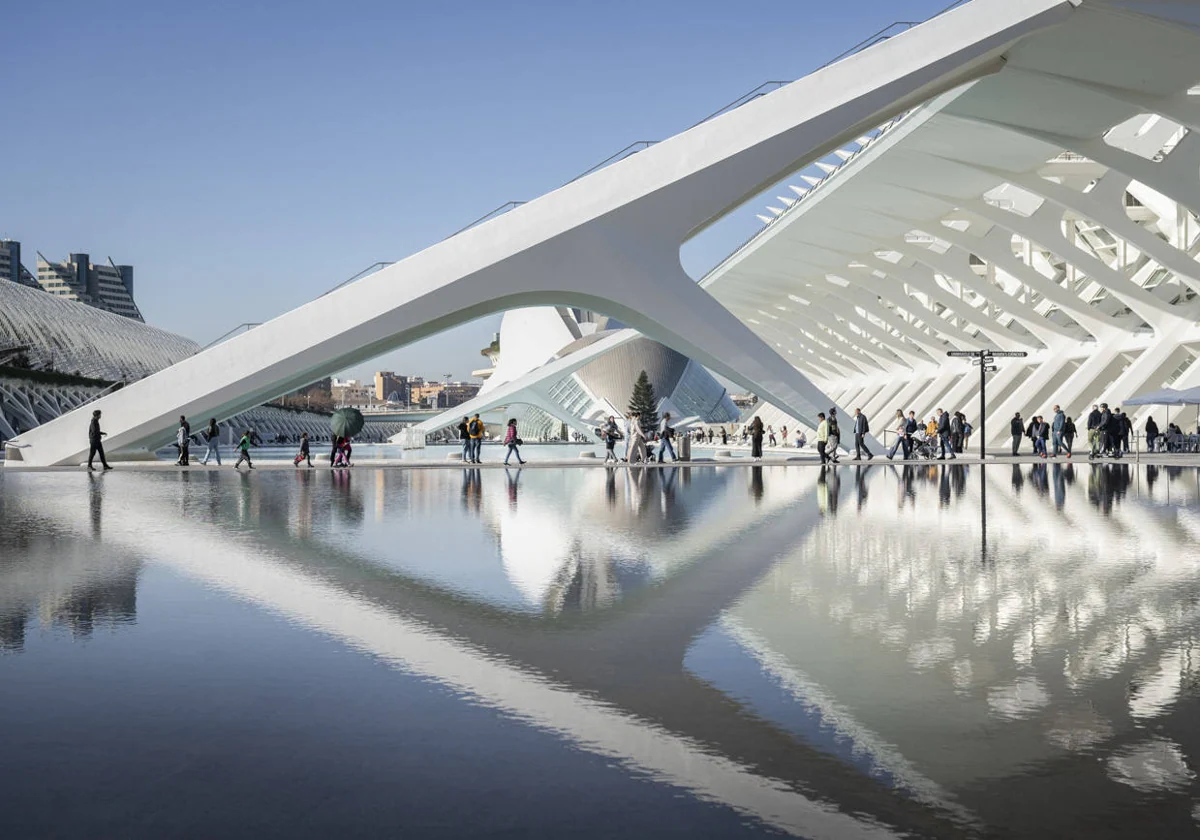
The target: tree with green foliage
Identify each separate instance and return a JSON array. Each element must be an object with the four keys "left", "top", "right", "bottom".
[{"left": 628, "top": 370, "right": 658, "bottom": 430}]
